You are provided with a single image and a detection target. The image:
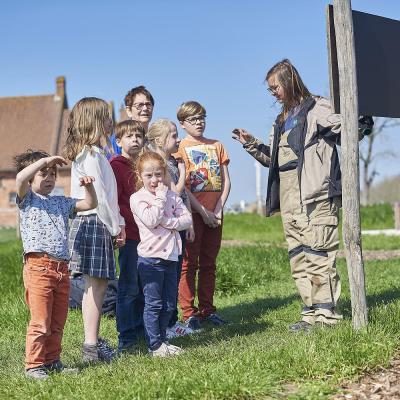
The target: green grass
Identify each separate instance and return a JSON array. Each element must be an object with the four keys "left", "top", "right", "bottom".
[
  {"left": 0, "top": 228, "right": 17, "bottom": 243},
  {"left": 222, "top": 203, "right": 400, "bottom": 251},
  {"left": 1, "top": 238, "right": 400, "bottom": 399}
]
